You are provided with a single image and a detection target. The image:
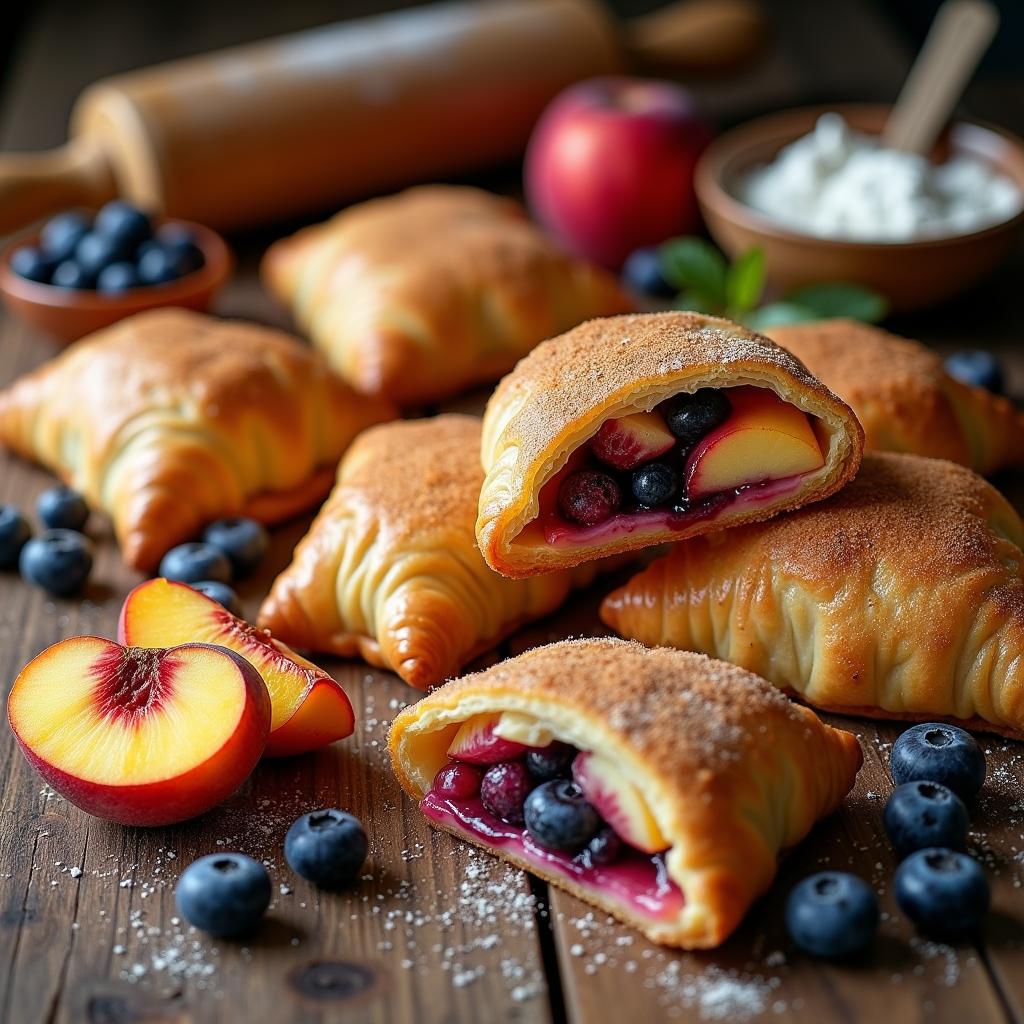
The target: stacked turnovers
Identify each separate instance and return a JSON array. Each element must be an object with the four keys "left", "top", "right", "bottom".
[{"left": 389, "top": 638, "right": 862, "bottom": 949}]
